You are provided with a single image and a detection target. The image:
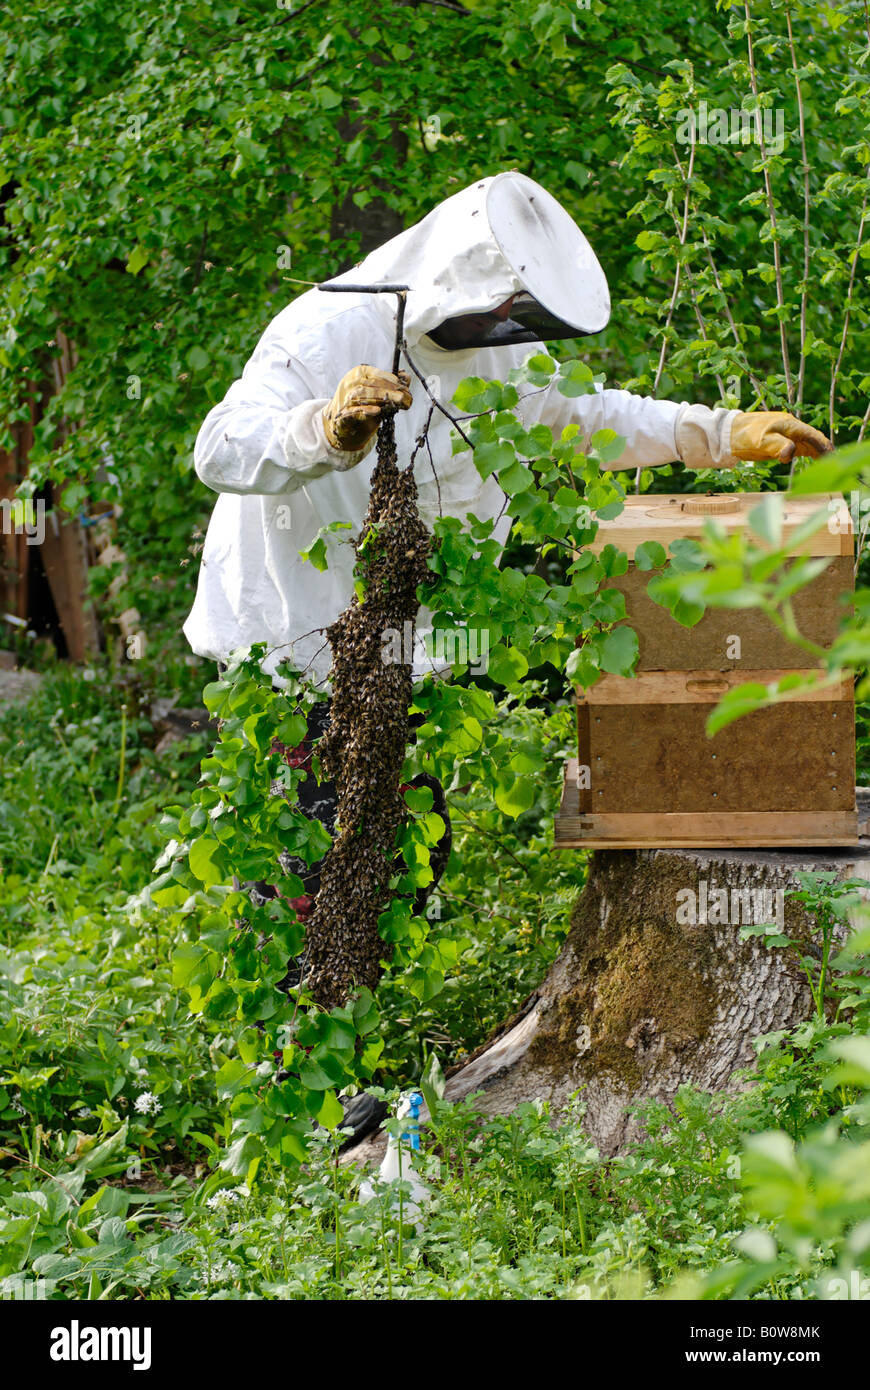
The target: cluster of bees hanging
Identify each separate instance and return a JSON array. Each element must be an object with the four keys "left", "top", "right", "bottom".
[{"left": 304, "top": 406, "right": 434, "bottom": 1009}]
